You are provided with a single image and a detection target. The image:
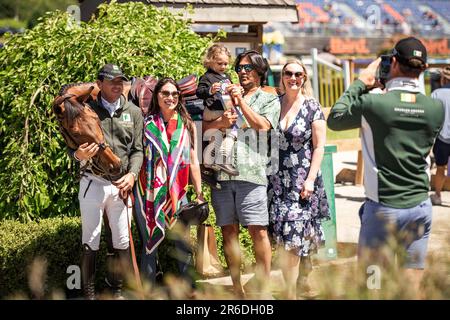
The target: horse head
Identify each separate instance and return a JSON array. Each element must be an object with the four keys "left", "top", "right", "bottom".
[{"left": 53, "top": 83, "right": 122, "bottom": 177}]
